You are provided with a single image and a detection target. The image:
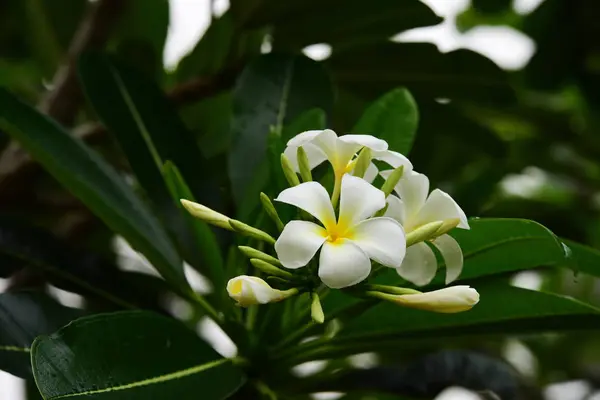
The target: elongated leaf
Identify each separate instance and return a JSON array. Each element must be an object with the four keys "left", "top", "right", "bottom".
[
  {"left": 0, "top": 291, "right": 84, "bottom": 378},
  {"left": 282, "top": 108, "right": 326, "bottom": 142},
  {"left": 0, "top": 88, "right": 188, "bottom": 291},
  {"left": 561, "top": 239, "right": 600, "bottom": 278},
  {"left": 327, "top": 43, "right": 515, "bottom": 105},
  {"left": 32, "top": 311, "right": 245, "bottom": 399},
  {"left": 0, "top": 219, "right": 168, "bottom": 310},
  {"left": 246, "top": 0, "right": 441, "bottom": 48},
  {"left": 163, "top": 161, "right": 225, "bottom": 290},
  {"left": 229, "top": 53, "right": 333, "bottom": 208},
  {"left": 285, "top": 282, "right": 600, "bottom": 364},
  {"left": 353, "top": 88, "right": 419, "bottom": 155}
]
